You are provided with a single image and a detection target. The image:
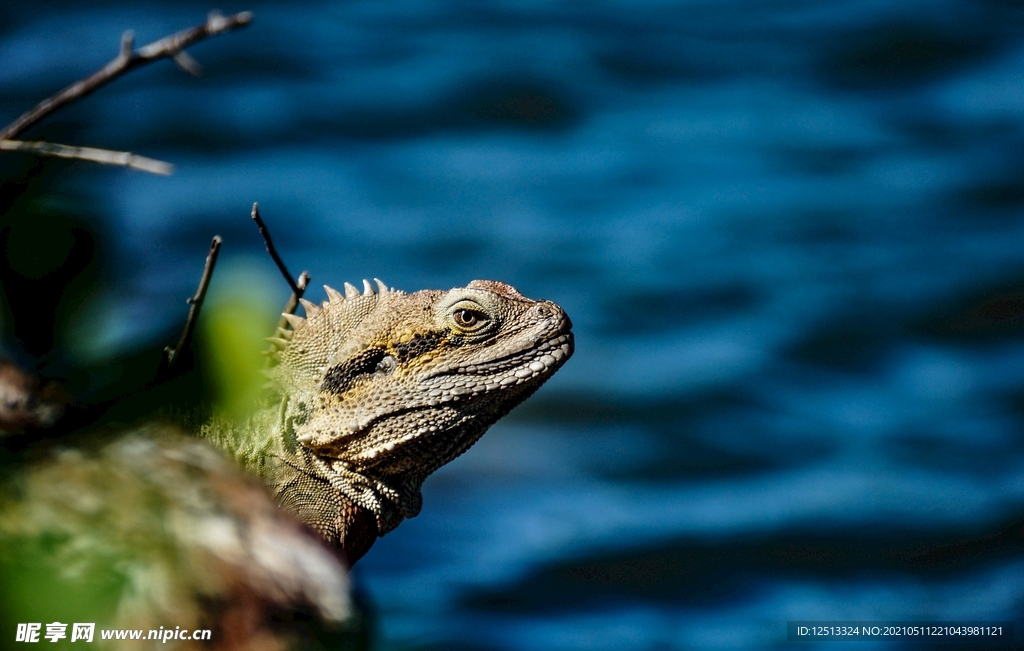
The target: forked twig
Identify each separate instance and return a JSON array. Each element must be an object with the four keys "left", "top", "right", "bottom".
[
  {"left": 1, "top": 11, "right": 253, "bottom": 141},
  {"left": 160, "top": 236, "right": 222, "bottom": 378},
  {"left": 0, "top": 10, "right": 253, "bottom": 173}
]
